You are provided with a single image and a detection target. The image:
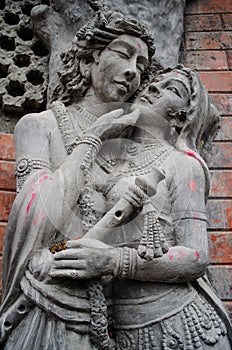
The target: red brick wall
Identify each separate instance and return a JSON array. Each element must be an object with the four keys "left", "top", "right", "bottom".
[
  {"left": 185, "top": 0, "right": 232, "bottom": 319},
  {"left": 0, "top": 134, "right": 16, "bottom": 300},
  {"left": 0, "top": 0, "right": 232, "bottom": 319}
]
